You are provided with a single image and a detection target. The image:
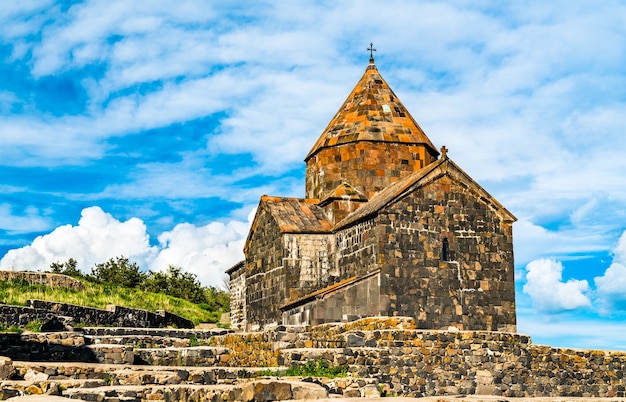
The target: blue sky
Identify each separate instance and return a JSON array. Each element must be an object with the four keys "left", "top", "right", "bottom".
[{"left": 1, "top": 0, "right": 626, "bottom": 350}]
